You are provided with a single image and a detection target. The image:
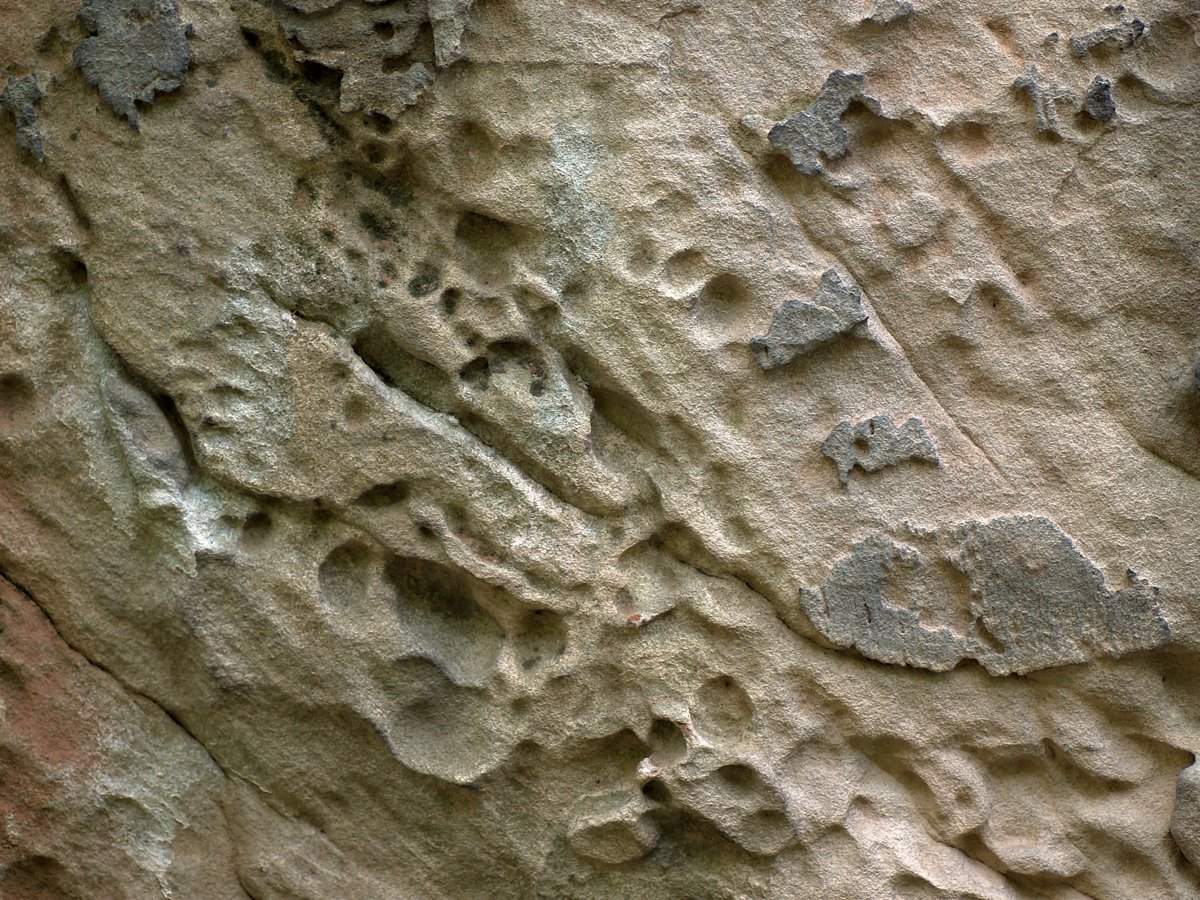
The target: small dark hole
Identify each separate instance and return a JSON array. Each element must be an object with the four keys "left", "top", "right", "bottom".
[
  {"left": 362, "top": 141, "right": 387, "bottom": 165},
  {"left": 56, "top": 250, "right": 88, "bottom": 287},
  {"left": 407, "top": 265, "right": 441, "bottom": 298},
  {"left": 300, "top": 60, "right": 343, "bottom": 90},
  {"left": 460, "top": 357, "right": 490, "bottom": 390},
  {"left": 241, "top": 511, "right": 272, "bottom": 544},
  {"left": 359, "top": 209, "right": 396, "bottom": 241},
  {"left": 354, "top": 480, "right": 410, "bottom": 507},
  {"left": 641, "top": 779, "right": 670, "bottom": 803},
  {"left": 364, "top": 112, "right": 394, "bottom": 134}
]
